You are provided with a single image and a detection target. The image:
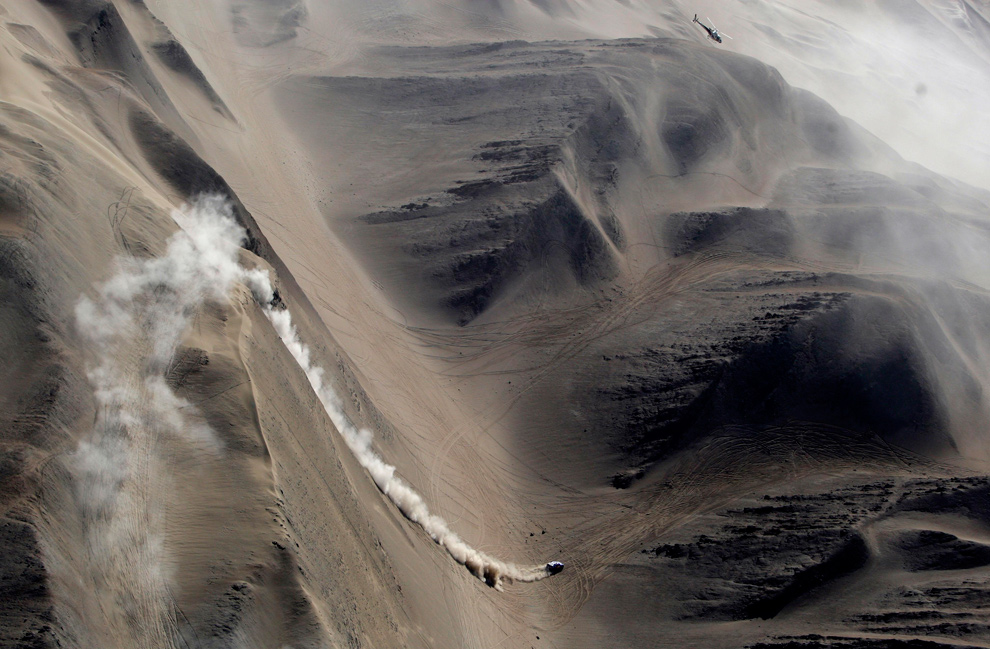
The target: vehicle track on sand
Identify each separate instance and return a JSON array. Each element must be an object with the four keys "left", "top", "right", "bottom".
[
  {"left": 404, "top": 250, "right": 931, "bottom": 622},
  {"left": 397, "top": 243, "right": 975, "bottom": 626},
  {"left": 416, "top": 247, "right": 865, "bottom": 515},
  {"left": 413, "top": 249, "right": 746, "bottom": 375},
  {"left": 417, "top": 251, "right": 746, "bottom": 541},
  {"left": 414, "top": 249, "right": 849, "bottom": 573},
  {"left": 534, "top": 423, "right": 939, "bottom": 625}
]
